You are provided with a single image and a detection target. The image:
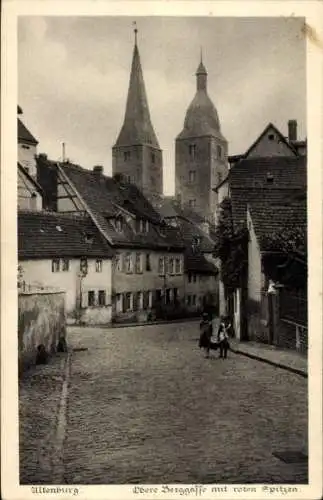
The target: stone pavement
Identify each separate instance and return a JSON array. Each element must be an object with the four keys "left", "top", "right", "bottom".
[
  {"left": 19, "top": 321, "right": 308, "bottom": 485},
  {"left": 19, "top": 352, "right": 69, "bottom": 484}
]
